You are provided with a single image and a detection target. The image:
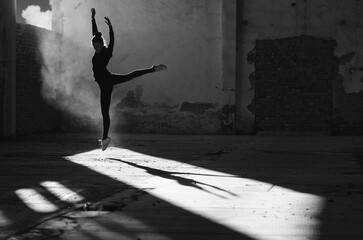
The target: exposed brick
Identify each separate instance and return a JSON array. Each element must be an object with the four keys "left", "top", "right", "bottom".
[{"left": 249, "top": 35, "right": 335, "bottom": 132}]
